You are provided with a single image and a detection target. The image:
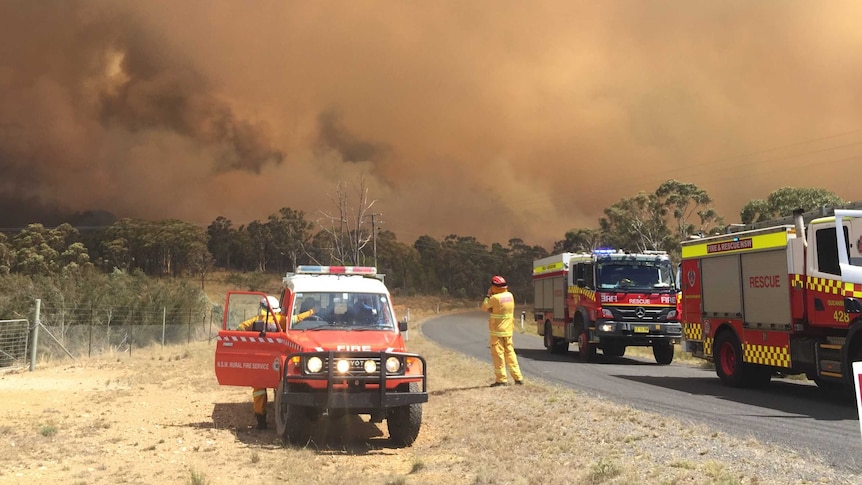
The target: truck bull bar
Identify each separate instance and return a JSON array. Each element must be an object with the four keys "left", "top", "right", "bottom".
[{"left": 280, "top": 350, "right": 428, "bottom": 411}]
